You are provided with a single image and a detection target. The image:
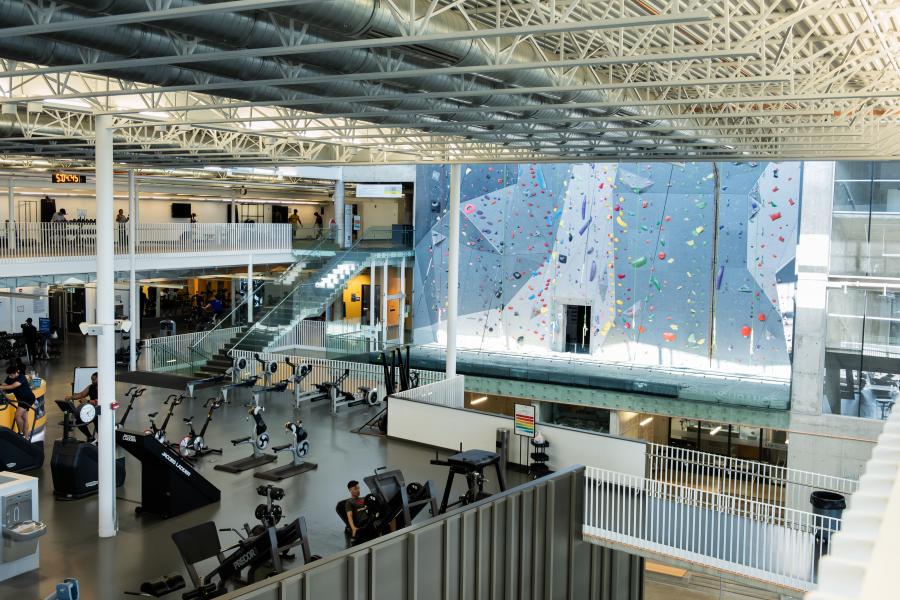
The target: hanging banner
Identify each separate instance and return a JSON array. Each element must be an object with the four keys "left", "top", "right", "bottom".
[{"left": 514, "top": 404, "right": 536, "bottom": 438}]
